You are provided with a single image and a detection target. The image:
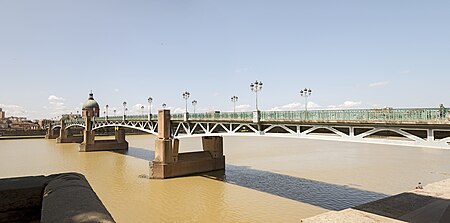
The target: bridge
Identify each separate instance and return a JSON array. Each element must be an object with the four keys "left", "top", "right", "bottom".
[
  {"left": 45, "top": 93, "right": 450, "bottom": 178},
  {"left": 49, "top": 108, "right": 450, "bottom": 148}
]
